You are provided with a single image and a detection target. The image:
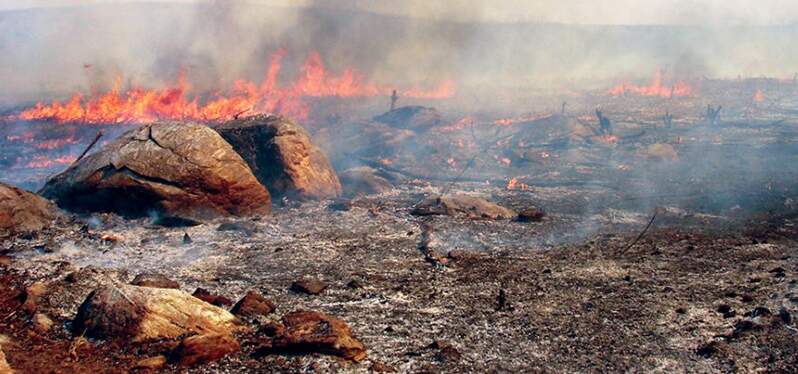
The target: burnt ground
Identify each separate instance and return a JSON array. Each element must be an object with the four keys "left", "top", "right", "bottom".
[
  {"left": 1, "top": 79, "right": 798, "bottom": 372},
  {"left": 1, "top": 180, "right": 797, "bottom": 373}
]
